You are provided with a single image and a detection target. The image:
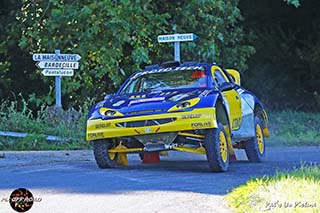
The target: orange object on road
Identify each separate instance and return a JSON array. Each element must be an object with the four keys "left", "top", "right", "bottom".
[
  {"left": 230, "top": 154, "right": 237, "bottom": 161},
  {"left": 142, "top": 152, "right": 160, "bottom": 164}
]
